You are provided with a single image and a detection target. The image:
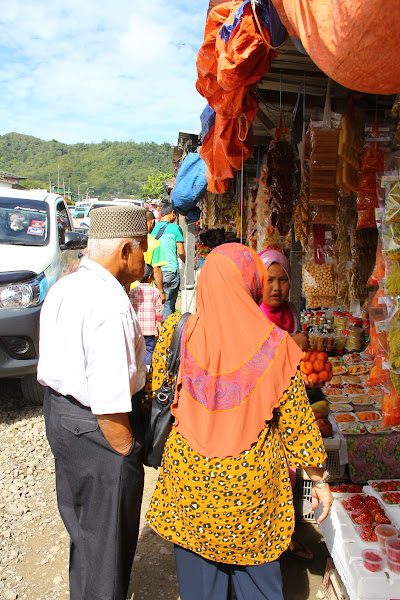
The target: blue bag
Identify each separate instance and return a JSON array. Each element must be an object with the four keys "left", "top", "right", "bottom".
[{"left": 171, "top": 153, "right": 207, "bottom": 216}]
